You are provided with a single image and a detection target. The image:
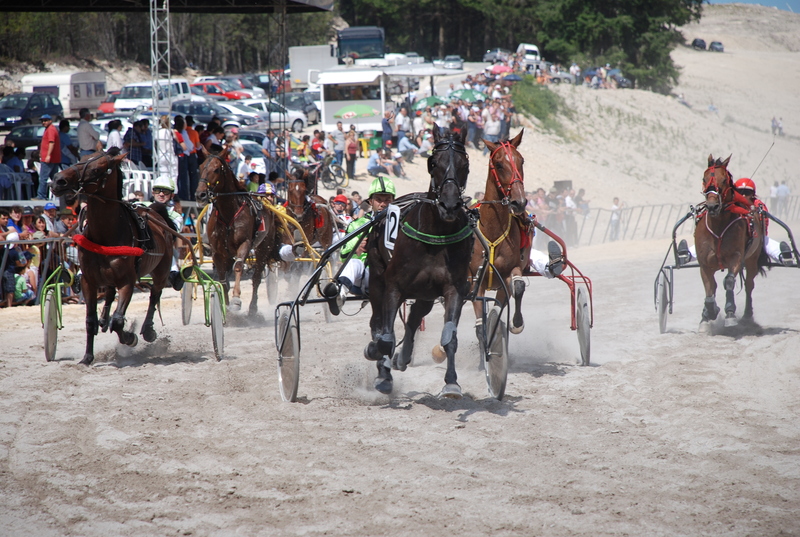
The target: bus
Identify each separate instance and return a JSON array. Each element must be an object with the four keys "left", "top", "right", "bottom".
[{"left": 337, "top": 26, "right": 387, "bottom": 66}]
